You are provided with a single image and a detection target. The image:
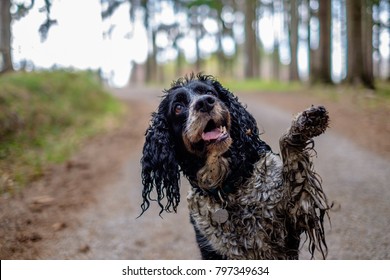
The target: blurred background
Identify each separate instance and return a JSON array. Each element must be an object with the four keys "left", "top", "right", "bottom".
[
  {"left": 1, "top": 0, "right": 390, "bottom": 260},
  {"left": 1, "top": 0, "right": 389, "bottom": 87}
]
